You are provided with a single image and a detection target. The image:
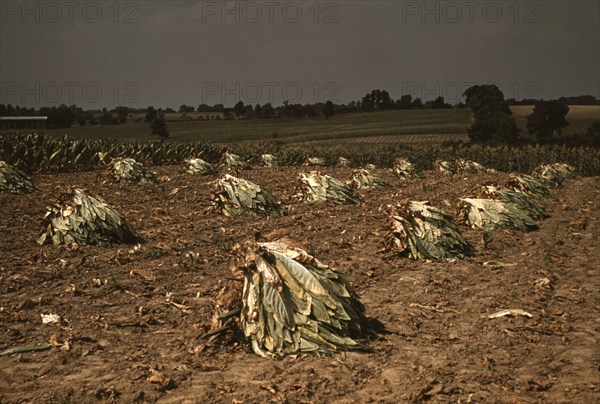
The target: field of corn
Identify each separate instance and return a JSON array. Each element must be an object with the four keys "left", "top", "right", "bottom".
[
  {"left": 1, "top": 132, "right": 599, "bottom": 403},
  {"left": 2, "top": 133, "right": 600, "bottom": 176}
]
